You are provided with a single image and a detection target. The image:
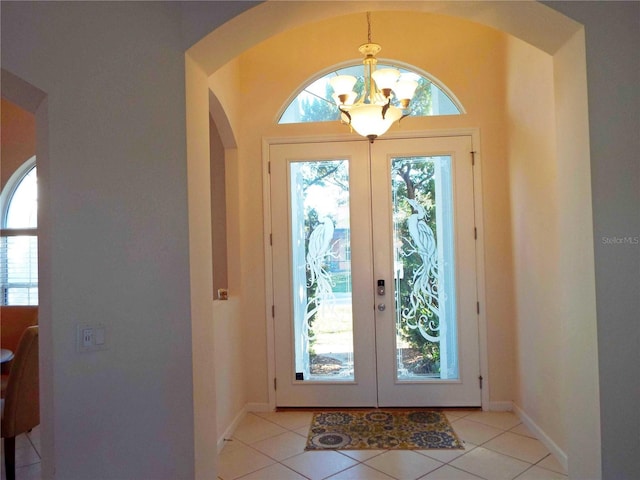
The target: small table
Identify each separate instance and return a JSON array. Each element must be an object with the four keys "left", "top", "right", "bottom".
[{"left": 1, "top": 348, "right": 14, "bottom": 363}]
